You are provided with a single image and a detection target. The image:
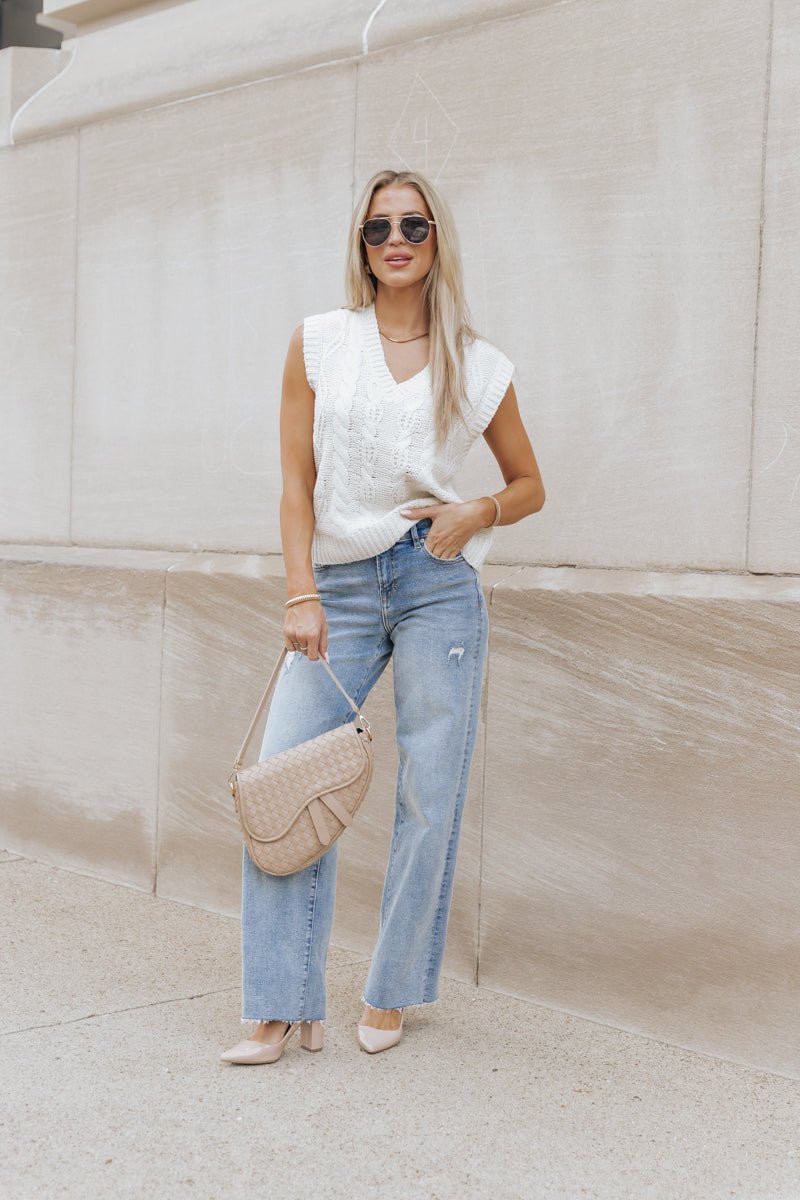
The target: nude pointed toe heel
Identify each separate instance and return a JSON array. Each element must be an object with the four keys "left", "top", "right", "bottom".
[
  {"left": 357, "top": 1009, "right": 404, "bottom": 1054},
  {"left": 300, "top": 1020, "right": 324, "bottom": 1052},
  {"left": 220, "top": 1020, "right": 302, "bottom": 1065}
]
